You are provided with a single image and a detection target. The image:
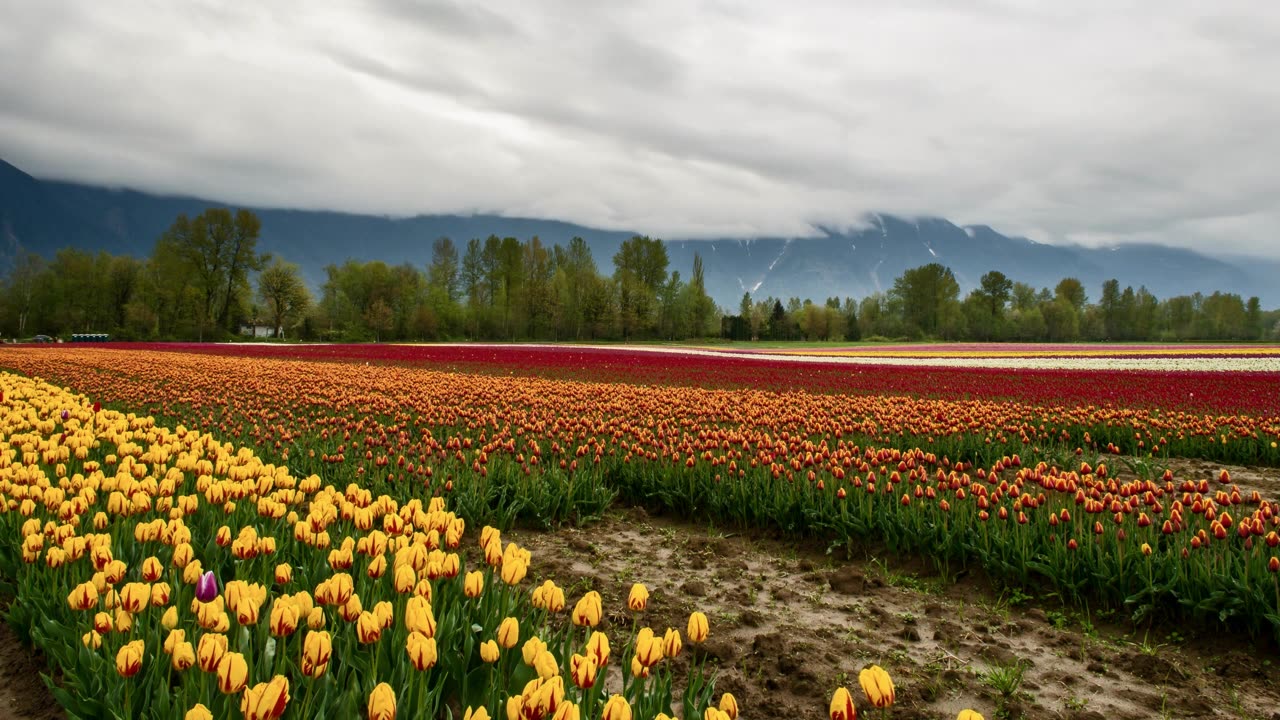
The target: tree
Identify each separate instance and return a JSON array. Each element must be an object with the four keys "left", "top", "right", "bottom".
[
  {"left": 971, "top": 270, "right": 1013, "bottom": 340},
  {"left": 686, "top": 252, "right": 714, "bottom": 338},
  {"left": 256, "top": 259, "right": 311, "bottom": 338},
  {"left": 4, "top": 252, "right": 44, "bottom": 336},
  {"left": 890, "top": 263, "right": 961, "bottom": 337},
  {"left": 612, "top": 236, "right": 668, "bottom": 339},
  {"left": 428, "top": 237, "right": 460, "bottom": 302},
  {"left": 159, "top": 209, "right": 266, "bottom": 340},
  {"left": 1054, "top": 277, "right": 1087, "bottom": 311}
]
